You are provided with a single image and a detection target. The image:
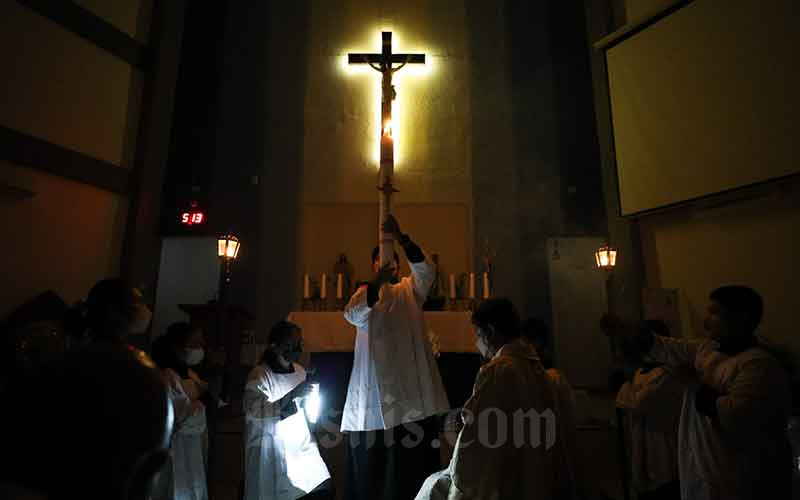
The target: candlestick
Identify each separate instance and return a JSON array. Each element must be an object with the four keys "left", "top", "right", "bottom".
[
  {"left": 320, "top": 273, "right": 327, "bottom": 299},
  {"left": 482, "top": 272, "right": 490, "bottom": 300},
  {"left": 303, "top": 274, "right": 310, "bottom": 299},
  {"left": 336, "top": 273, "right": 343, "bottom": 299},
  {"left": 468, "top": 273, "right": 476, "bottom": 300}
]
